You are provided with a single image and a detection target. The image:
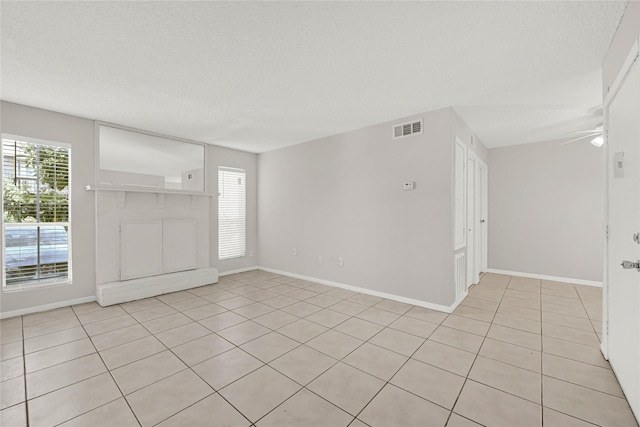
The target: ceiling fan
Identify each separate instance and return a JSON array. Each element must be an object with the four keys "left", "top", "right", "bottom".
[{"left": 559, "top": 123, "right": 604, "bottom": 147}]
